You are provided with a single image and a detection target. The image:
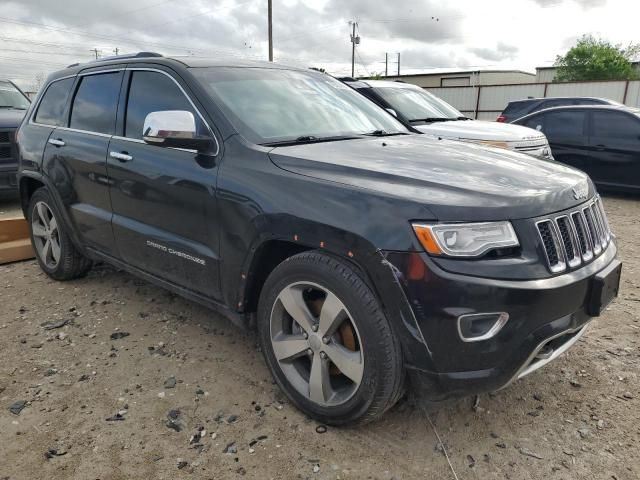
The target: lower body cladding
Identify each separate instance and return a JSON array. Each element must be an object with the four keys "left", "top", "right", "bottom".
[{"left": 378, "top": 244, "right": 621, "bottom": 401}]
